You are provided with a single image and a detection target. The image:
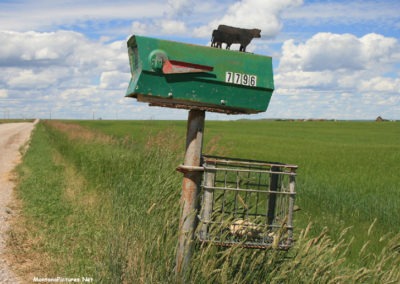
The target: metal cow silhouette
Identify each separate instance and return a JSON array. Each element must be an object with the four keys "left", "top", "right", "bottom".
[{"left": 211, "top": 25, "right": 261, "bottom": 52}]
